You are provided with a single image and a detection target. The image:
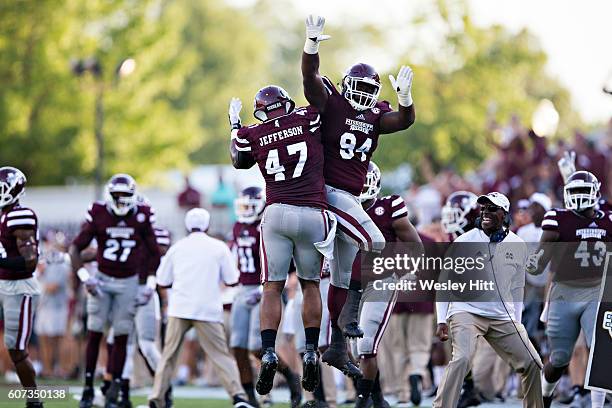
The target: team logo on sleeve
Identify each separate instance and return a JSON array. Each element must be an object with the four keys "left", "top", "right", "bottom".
[
  {"left": 371, "top": 107, "right": 380, "bottom": 114},
  {"left": 375, "top": 206, "right": 385, "bottom": 216},
  {"left": 604, "top": 311, "right": 612, "bottom": 339},
  {"left": 137, "top": 213, "right": 146, "bottom": 223}
]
